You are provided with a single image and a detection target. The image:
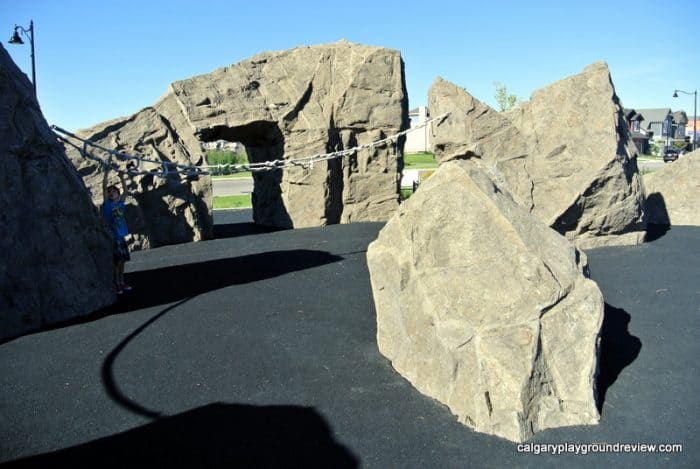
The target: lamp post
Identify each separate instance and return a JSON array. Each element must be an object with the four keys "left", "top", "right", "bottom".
[
  {"left": 8, "top": 20, "right": 36, "bottom": 97},
  {"left": 673, "top": 89, "right": 697, "bottom": 151}
]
